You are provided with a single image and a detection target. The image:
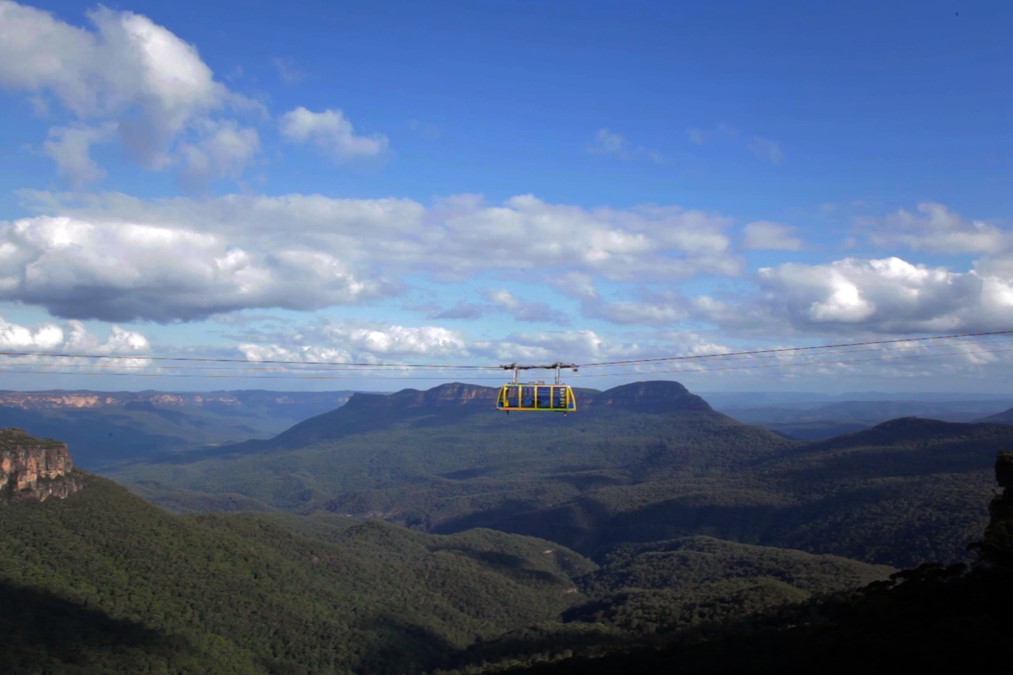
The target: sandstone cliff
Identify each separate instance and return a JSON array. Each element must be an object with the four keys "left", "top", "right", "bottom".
[{"left": 0, "top": 428, "right": 81, "bottom": 502}]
